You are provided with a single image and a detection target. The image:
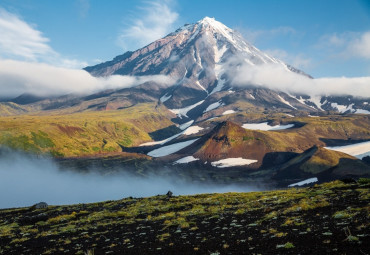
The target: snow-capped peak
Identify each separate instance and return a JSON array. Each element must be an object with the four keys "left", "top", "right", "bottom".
[{"left": 199, "top": 17, "right": 232, "bottom": 33}]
